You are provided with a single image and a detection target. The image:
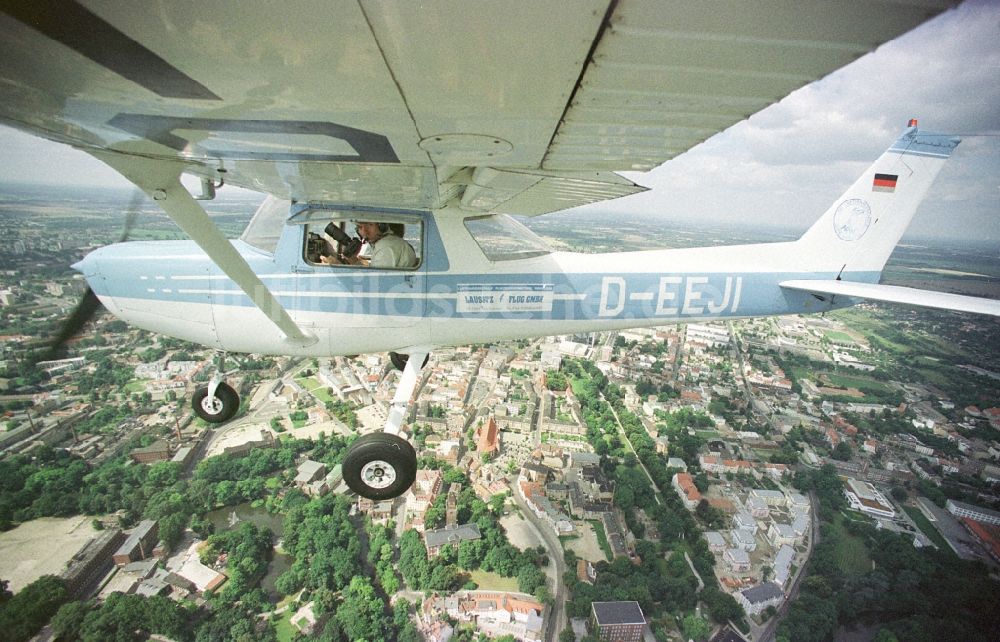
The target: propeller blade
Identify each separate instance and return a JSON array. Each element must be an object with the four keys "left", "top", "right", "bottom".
[
  {"left": 37, "top": 191, "right": 144, "bottom": 364},
  {"left": 40, "top": 288, "right": 100, "bottom": 362}
]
